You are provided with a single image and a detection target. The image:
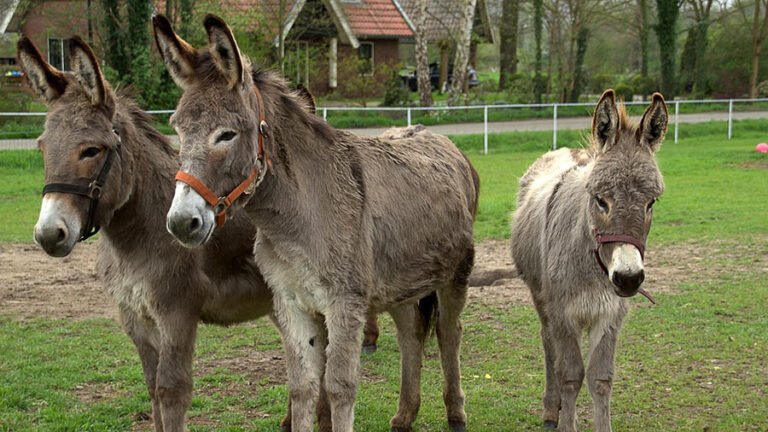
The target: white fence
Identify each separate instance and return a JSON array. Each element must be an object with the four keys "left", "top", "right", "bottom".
[{"left": 2, "top": 98, "right": 768, "bottom": 153}]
